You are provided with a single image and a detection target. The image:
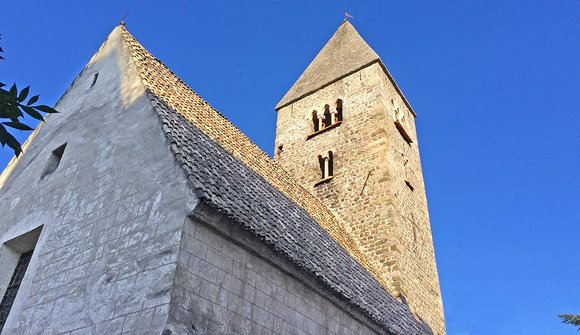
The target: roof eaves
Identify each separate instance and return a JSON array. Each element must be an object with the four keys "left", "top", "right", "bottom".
[{"left": 189, "top": 198, "right": 433, "bottom": 335}]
